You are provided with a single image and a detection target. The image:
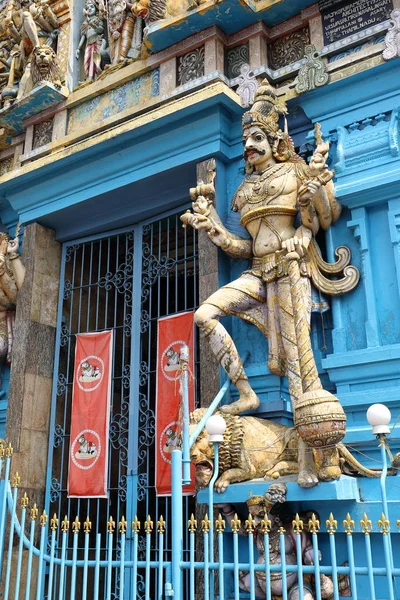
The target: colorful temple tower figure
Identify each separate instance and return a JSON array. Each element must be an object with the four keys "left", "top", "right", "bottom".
[{"left": 0, "top": 0, "right": 399, "bottom": 598}]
